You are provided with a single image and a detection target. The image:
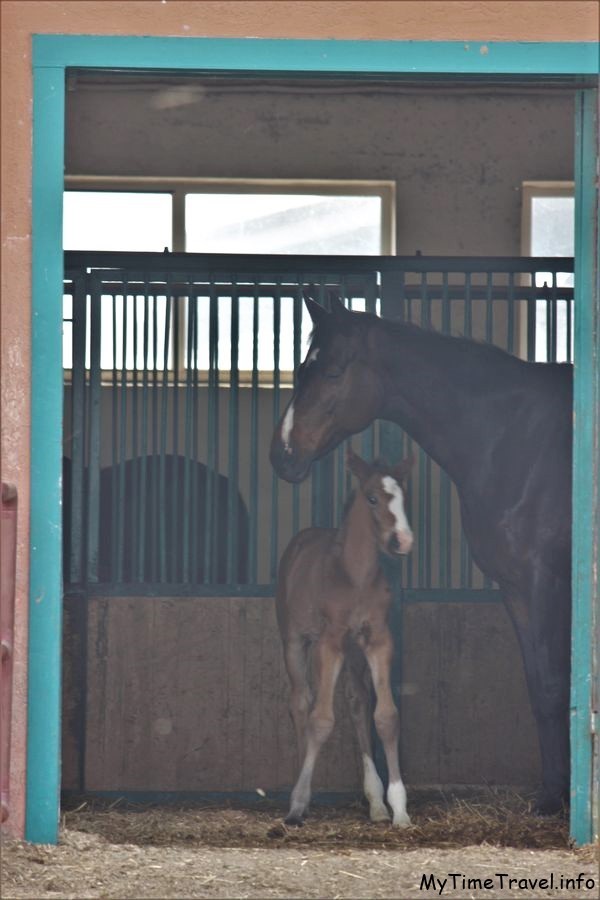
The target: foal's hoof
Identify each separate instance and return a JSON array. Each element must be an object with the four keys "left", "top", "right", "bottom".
[
  {"left": 284, "top": 812, "right": 305, "bottom": 827},
  {"left": 369, "top": 805, "right": 391, "bottom": 823},
  {"left": 392, "top": 812, "right": 412, "bottom": 828}
]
